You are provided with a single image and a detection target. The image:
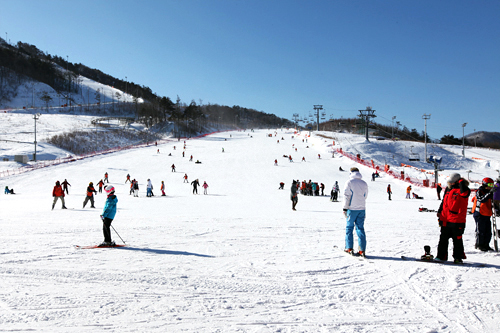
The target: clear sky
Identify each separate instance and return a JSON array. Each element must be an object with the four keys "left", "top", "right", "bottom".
[{"left": 1, "top": 0, "right": 499, "bottom": 140}]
